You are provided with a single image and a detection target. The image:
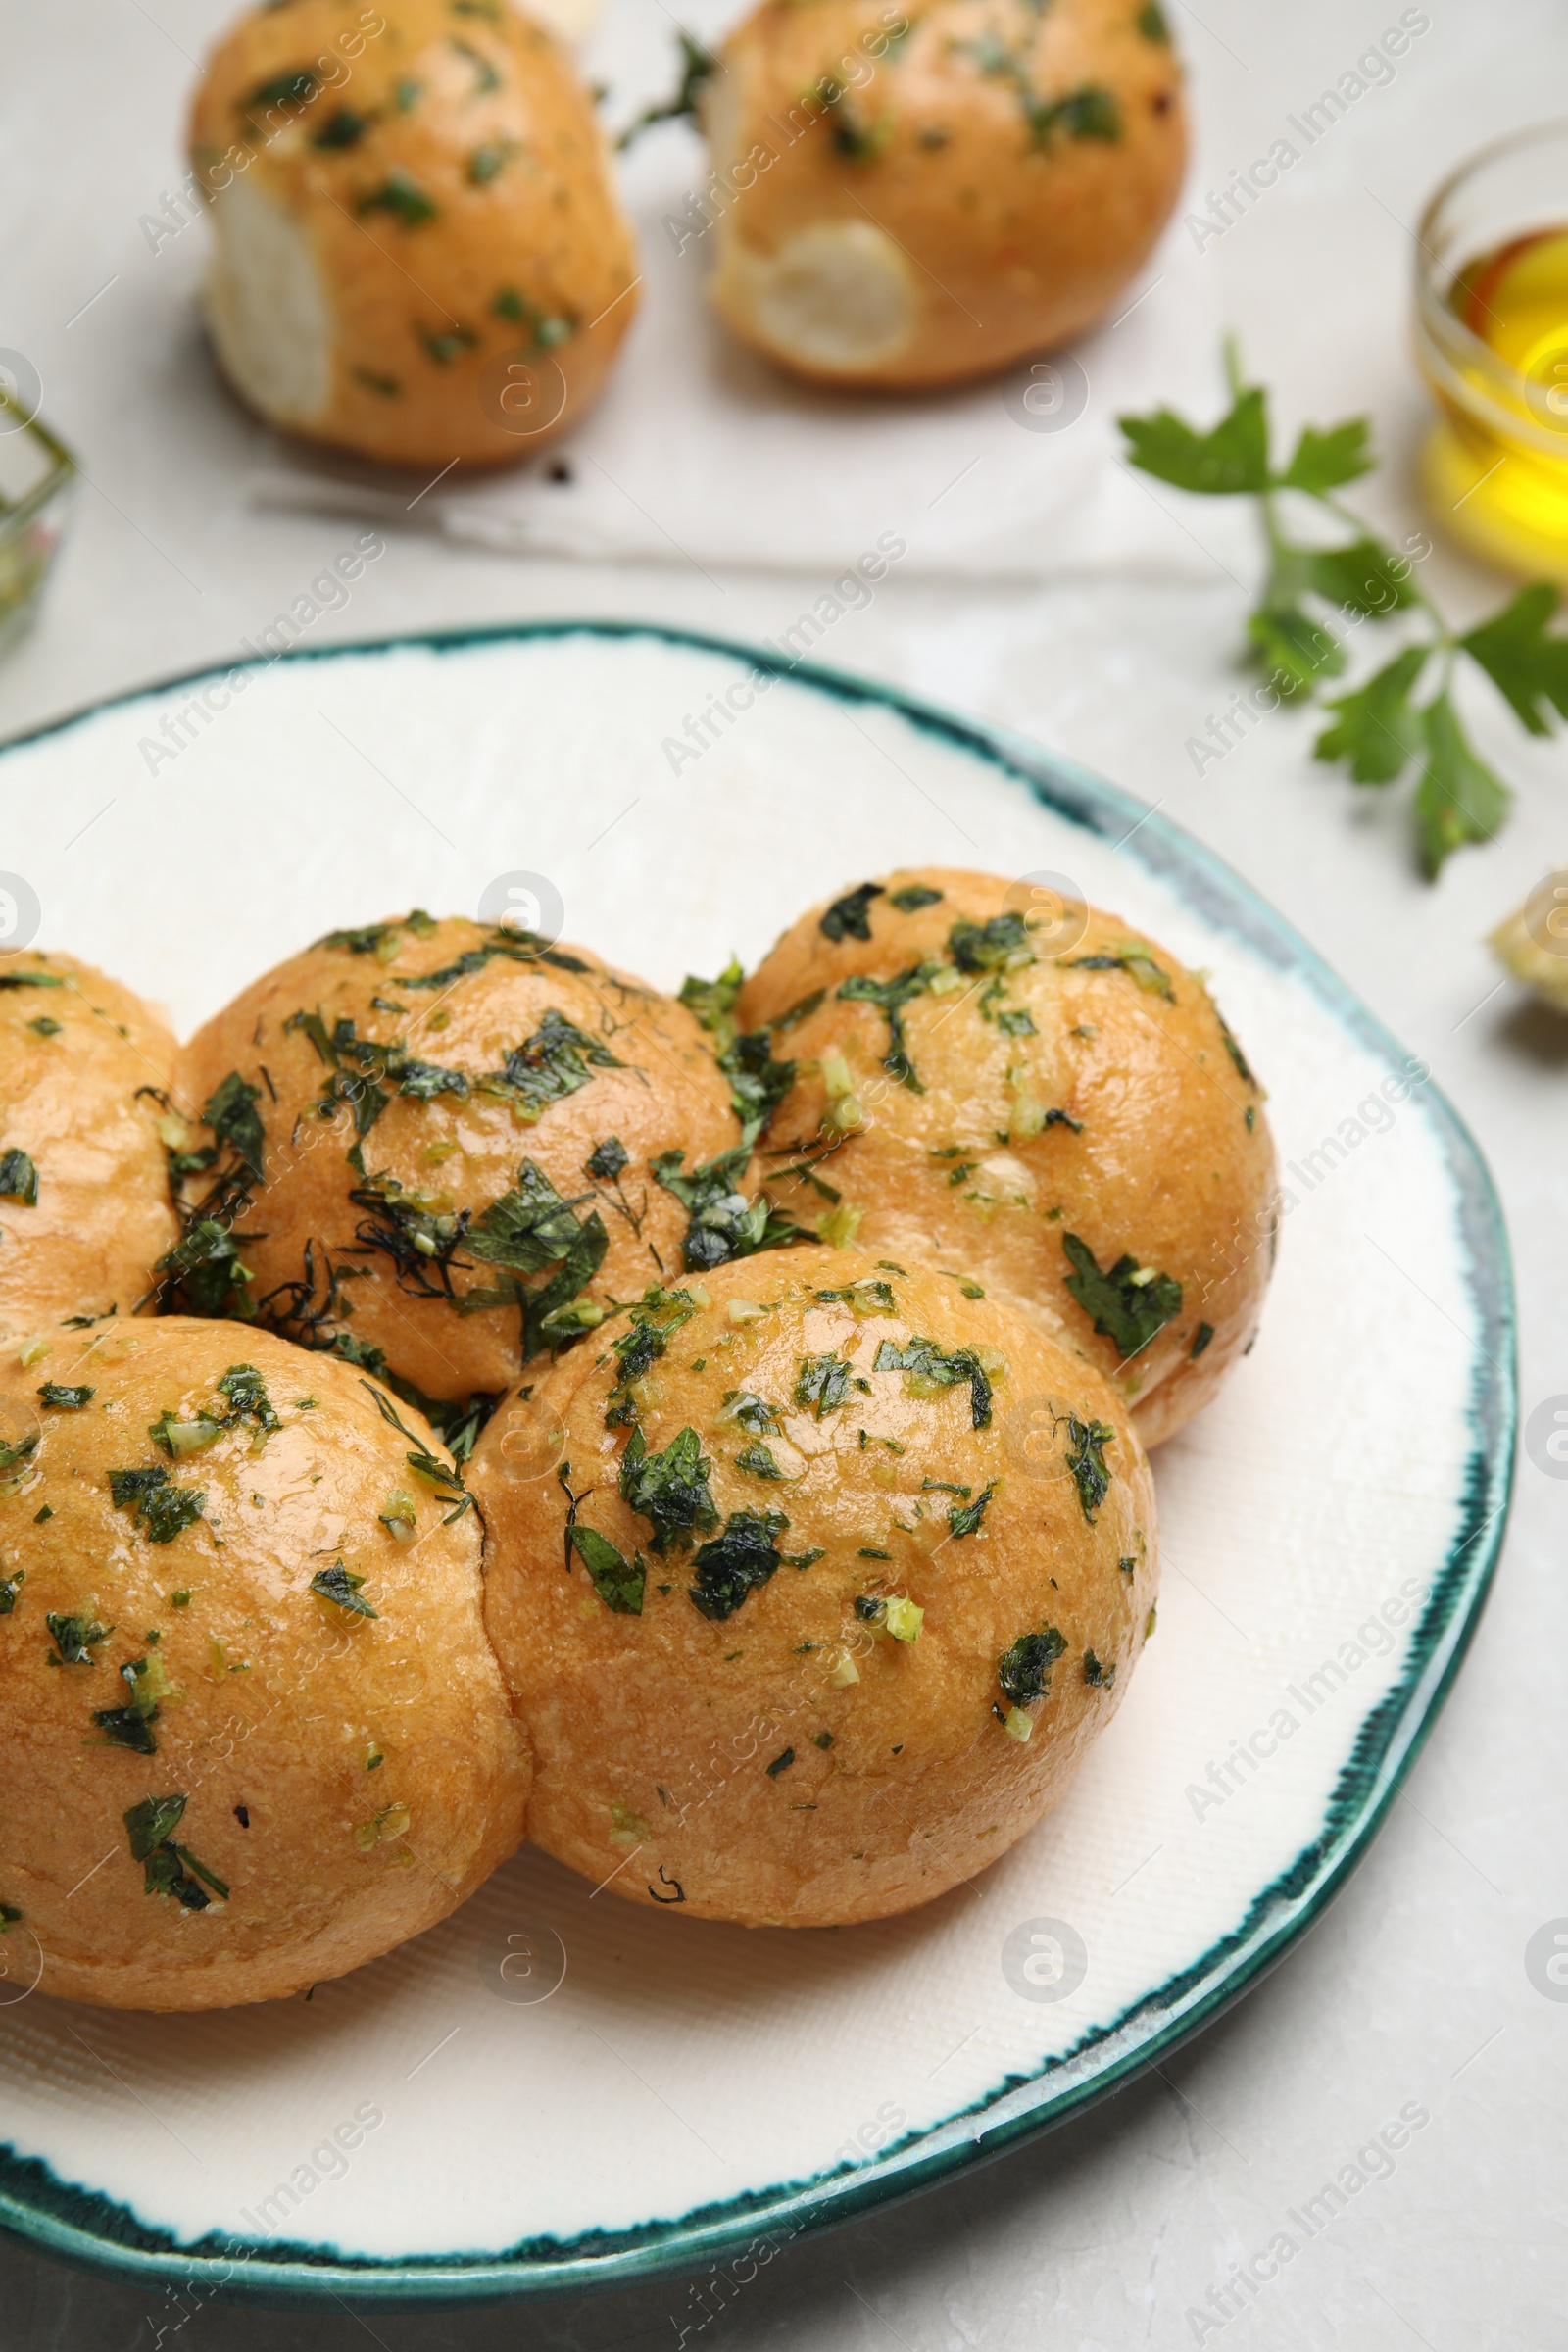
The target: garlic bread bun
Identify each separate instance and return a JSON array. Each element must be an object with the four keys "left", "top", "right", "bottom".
[
  {"left": 172, "top": 913, "right": 740, "bottom": 1406},
  {"left": 0, "top": 1321, "right": 527, "bottom": 2010},
  {"left": 702, "top": 0, "right": 1186, "bottom": 389},
  {"left": 473, "top": 1245, "right": 1156, "bottom": 1926},
  {"left": 189, "top": 0, "right": 638, "bottom": 466},
  {"left": 733, "top": 871, "right": 1277, "bottom": 1446},
  {"left": 0, "top": 951, "right": 178, "bottom": 1346}
]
